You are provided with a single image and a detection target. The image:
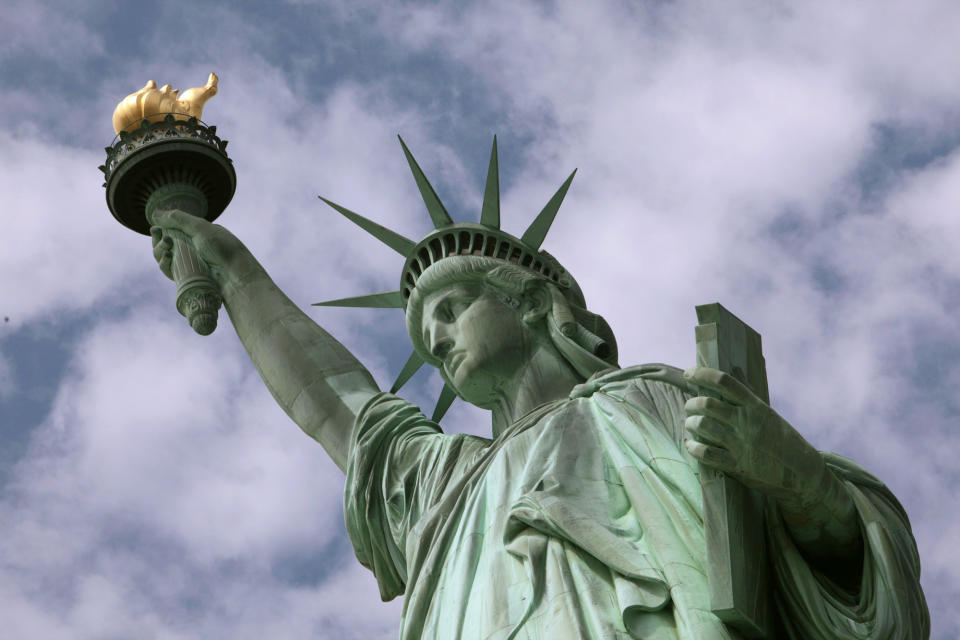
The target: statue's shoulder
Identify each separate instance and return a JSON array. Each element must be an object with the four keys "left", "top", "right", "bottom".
[
  {"left": 570, "top": 363, "right": 696, "bottom": 400},
  {"left": 566, "top": 364, "right": 693, "bottom": 440}
]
